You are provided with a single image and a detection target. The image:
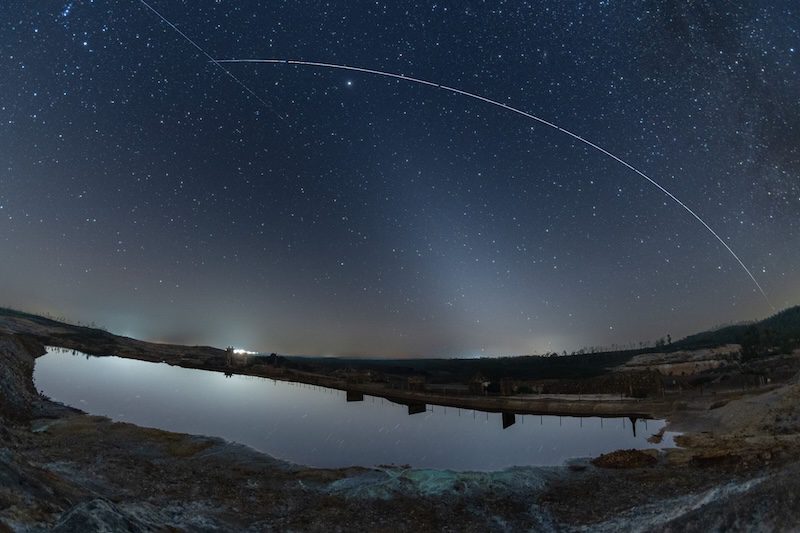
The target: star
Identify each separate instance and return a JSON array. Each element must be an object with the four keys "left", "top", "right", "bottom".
[{"left": 0, "top": 0, "right": 794, "bottom": 356}]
